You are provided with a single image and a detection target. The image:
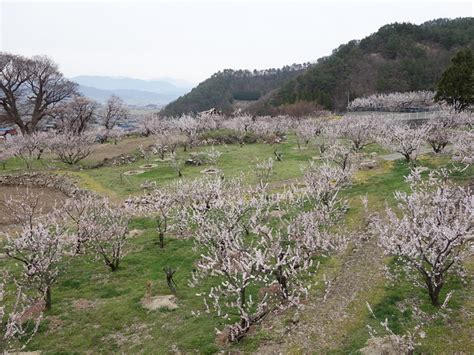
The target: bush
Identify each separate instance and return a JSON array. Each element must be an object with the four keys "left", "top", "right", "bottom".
[
  {"left": 185, "top": 152, "right": 208, "bottom": 166},
  {"left": 199, "top": 129, "right": 259, "bottom": 145}
]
